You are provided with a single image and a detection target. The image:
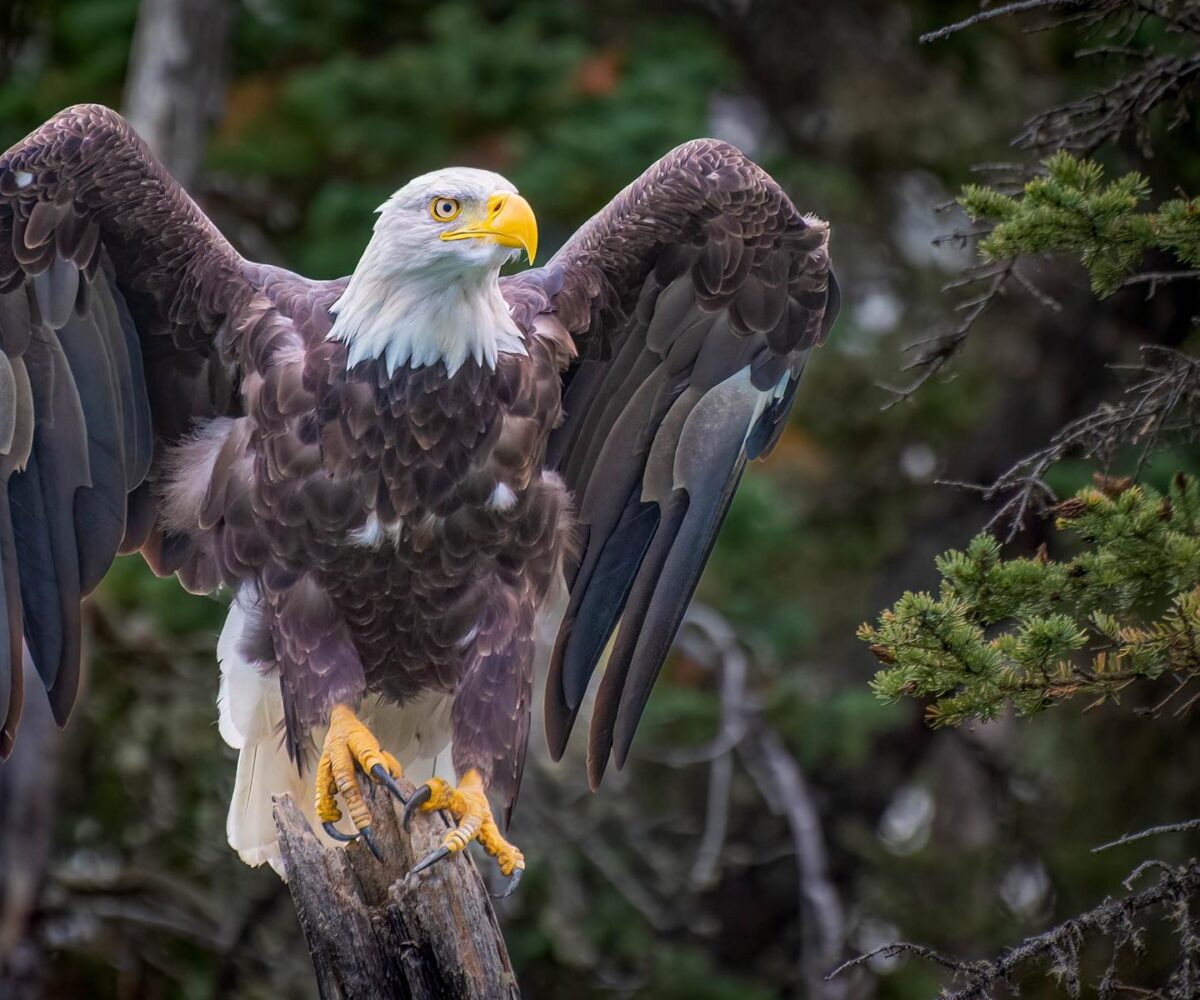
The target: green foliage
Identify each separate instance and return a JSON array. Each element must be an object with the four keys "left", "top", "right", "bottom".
[
  {"left": 208, "top": 0, "right": 730, "bottom": 277},
  {"left": 861, "top": 475, "right": 1200, "bottom": 726},
  {"left": 960, "top": 151, "right": 1200, "bottom": 295},
  {"left": 7, "top": 2, "right": 1199, "bottom": 997},
  {"left": 0, "top": 0, "right": 137, "bottom": 127}
]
